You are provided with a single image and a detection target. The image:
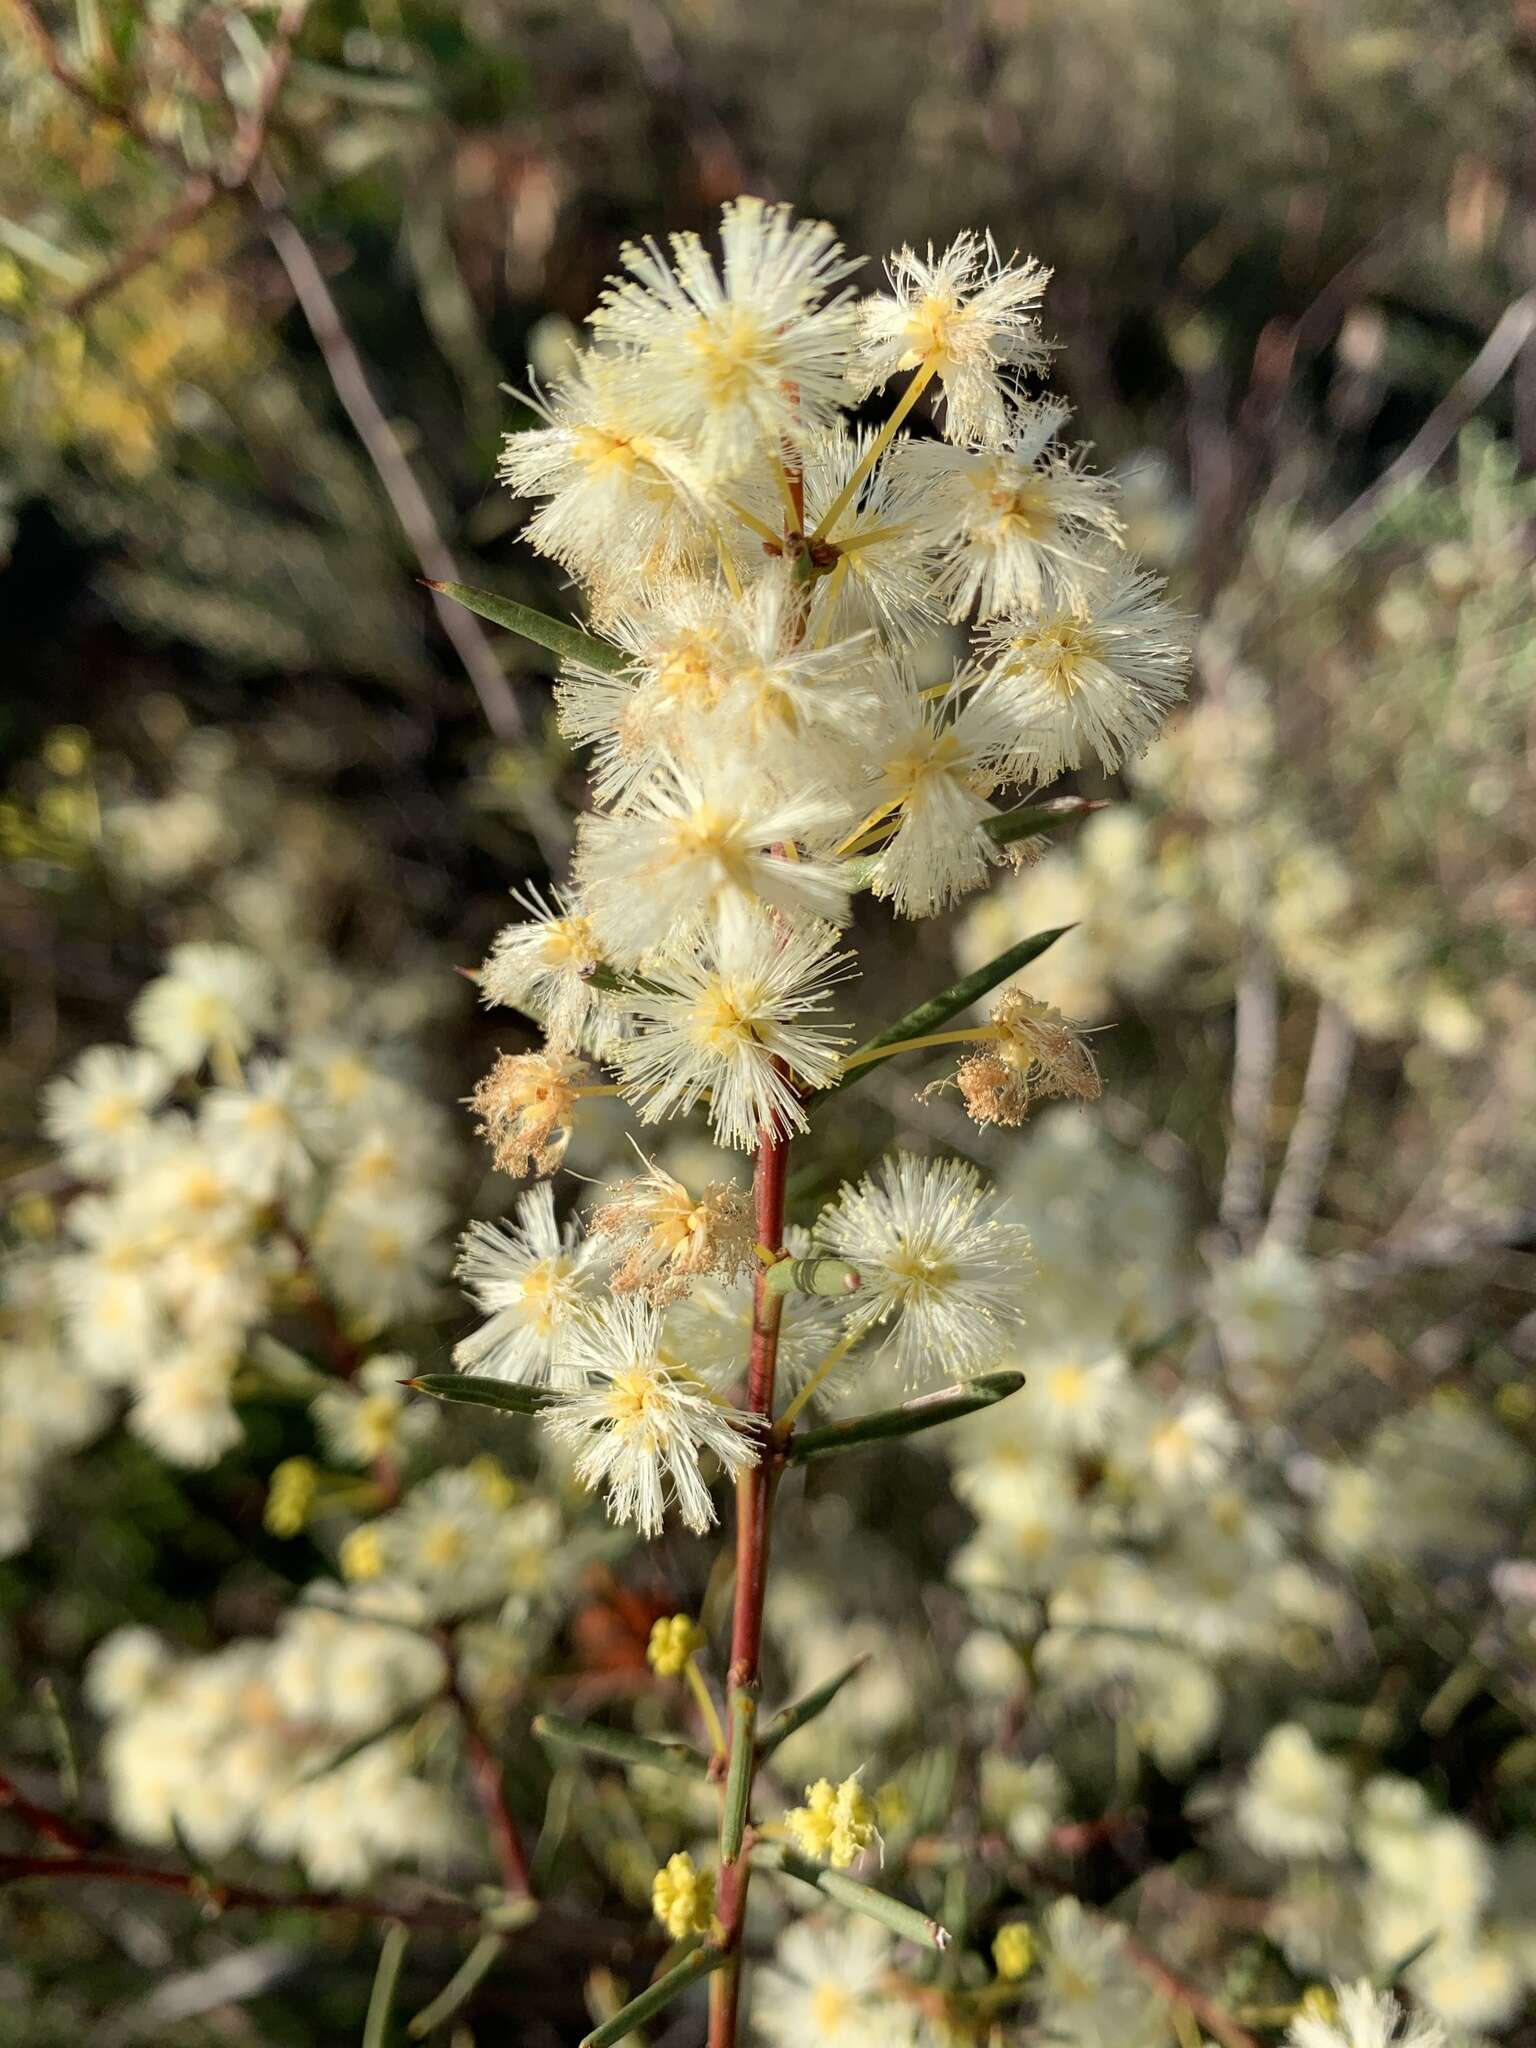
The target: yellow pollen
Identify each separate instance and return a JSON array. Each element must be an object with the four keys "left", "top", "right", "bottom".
[
  {"left": 604, "top": 1366, "right": 669, "bottom": 1444},
  {"left": 903, "top": 290, "right": 960, "bottom": 368},
  {"left": 573, "top": 425, "right": 641, "bottom": 476},
  {"left": 517, "top": 1257, "right": 571, "bottom": 1335},
  {"left": 90, "top": 1093, "right": 135, "bottom": 1132},
  {"left": 684, "top": 308, "right": 769, "bottom": 400},
  {"left": 1047, "top": 1363, "right": 1089, "bottom": 1407},
  {"left": 541, "top": 916, "right": 599, "bottom": 970},
  {"left": 1011, "top": 617, "right": 1102, "bottom": 697},
  {"left": 689, "top": 984, "right": 758, "bottom": 1053},
  {"left": 810, "top": 1984, "right": 854, "bottom": 2033},
  {"left": 885, "top": 1247, "right": 957, "bottom": 1292}
]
